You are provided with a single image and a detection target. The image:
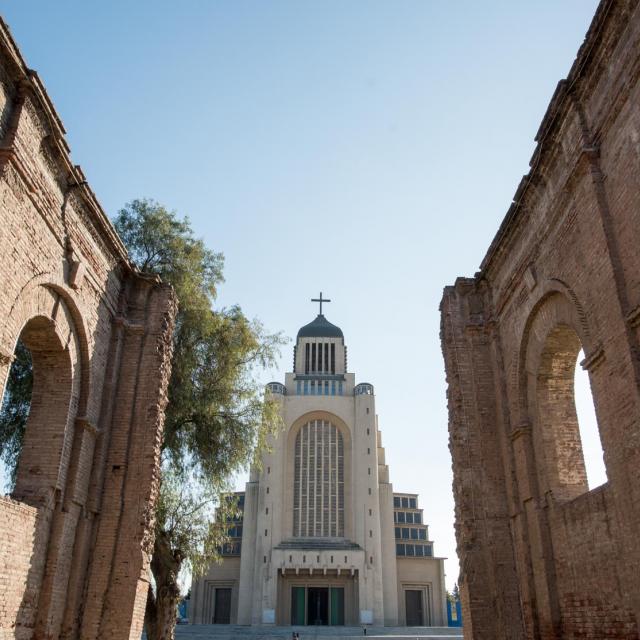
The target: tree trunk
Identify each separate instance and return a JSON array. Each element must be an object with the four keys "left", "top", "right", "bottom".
[{"left": 144, "top": 530, "right": 183, "bottom": 640}]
